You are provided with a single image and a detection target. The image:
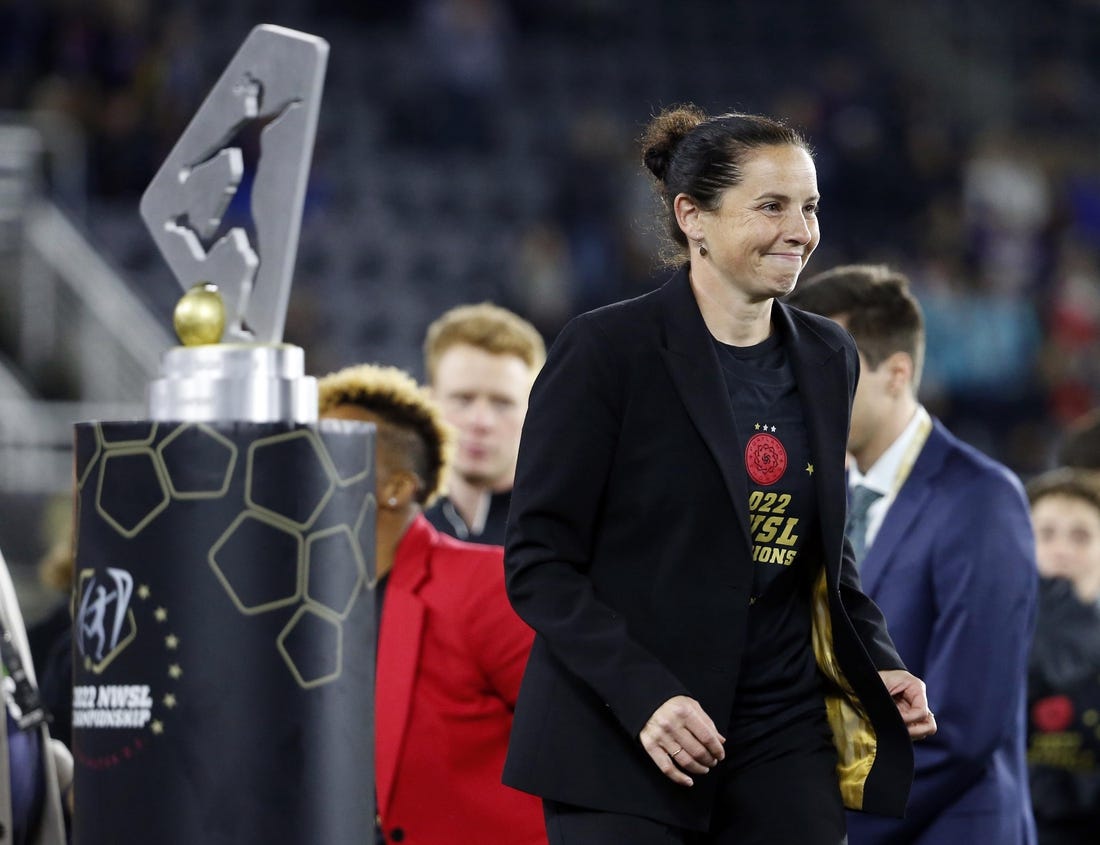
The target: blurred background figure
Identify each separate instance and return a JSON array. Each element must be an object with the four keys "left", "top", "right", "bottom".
[
  {"left": 421, "top": 304, "right": 544, "bottom": 545},
  {"left": 404, "top": 0, "right": 512, "bottom": 152},
  {"left": 26, "top": 539, "right": 72, "bottom": 698},
  {"left": 0, "top": 544, "right": 70, "bottom": 844},
  {"left": 317, "top": 363, "right": 544, "bottom": 845},
  {"left": 26, "top": 538, "right": 74, "bottom": 758},
  {"left": 1025, "top": 469, "right": 1100, "bottom": 845},
  {"left": 1058, "top": 409, "right": 1100, "bottom": 474}
]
